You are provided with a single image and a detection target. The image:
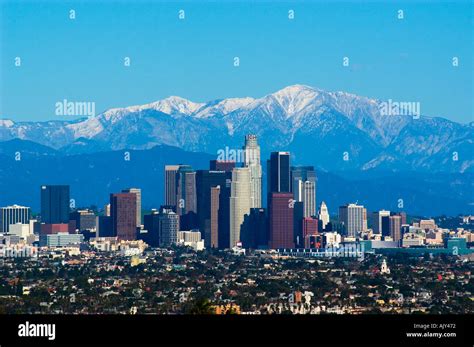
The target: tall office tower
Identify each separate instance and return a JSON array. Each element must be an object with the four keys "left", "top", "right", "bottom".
[
  {"left": 291, "top": 166, "right": 316, "bottom": 217},
  {"left": 267, "top": 152, "right": 291, "bottom": 194},
  {"left": 209, "top": 186, "right": 221, "bottom": 248},
  {"left": 144, "top": 209, "right": 160, "bottom": 247},
  {"left": 176, "top": 165, "right": 197, "bottom": 229},
  {"left": 318, "top": 201, "right": 330, "bottom": 231},
  {"left": 69, "top": 210, "right": 96, "bottom": 232},
  {"left": 241, "top": 208, "right": 267, "bottom": 249},
  {"left": 381, "top": 215, "right": 390, "bottom": 237},
  {"left": 396, "top": 211, "right": 407, "bottom": 225},
  {"left": 363, "top": 208, "right": 368, "bottom": 232},
  {"left": 40, "top": 185, "right": 70, "bottom": 224},
  {"left": 210, "top": 186, "right": 220, "bottom": 248},
  {"left": 389, "top": 215, "right": 402, "bottom": 242},
  {"left": 243, "top": 135, "right": 262, "bottom": 208},
  {"left": 293, "top": 201, "right": 304, "bottom": 247},
  {"left": 218, "top": 177, "right": 232, "bottom": 249},
  {"left": 0, "top": 205, "right": 31, "bottom": 233},
  {"left": 338, "top": 203, "right": 366, "bottom": 237},
  {"left": 104, "top": 204, "right": 111, "bottom": 217},
  {"left": 268, "top": 192, "right": 294, "bottom": 249},
  {"left": 196, "top": 170, "right": 229, "bottom": 248},
  {"left": 210, "top": 160, "right": 236, "bottom": 173},
  {"left": 302, "top": 217, "right": 319, "bottom": 249},
  {"left": 98, "top": 216, "right": 112, "bottom": 237},
  {"left": 165, "top": 165, "right": 181, "bottom": 208},
  {"left": 110, "top": 193, "right": 137, "bottom": 241},
  {"left": 122, "top": 188, "right": 141, "bottom": 227},
  {"left": 229, "top": 167, "right": 252, "bottom": 247},
  {"left": 370, "top": 210, "right": 391, "bottom": 234},
  {"left": 159, "top": 206, "right": 180, "bottom": 247},
  {"left": 290, "top": 166, "right": 316, "bottom": 248}
]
